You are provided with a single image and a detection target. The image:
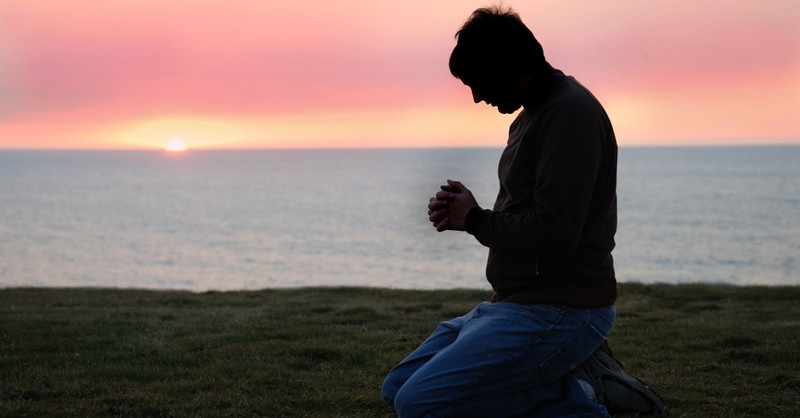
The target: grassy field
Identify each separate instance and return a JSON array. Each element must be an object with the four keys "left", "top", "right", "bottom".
[{"left": 2, "top": 283, "right": 799, "bottom": 417}]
